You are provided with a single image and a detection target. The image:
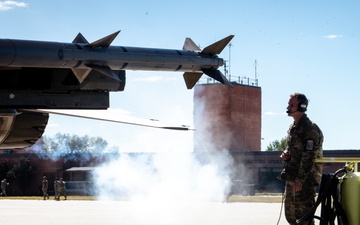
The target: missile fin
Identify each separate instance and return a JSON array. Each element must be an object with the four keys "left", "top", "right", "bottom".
[
  {"left": 72, "top": 68, "right": 92, "bottom": 83},
  {"left": 202, "top": 69, "right": 233, "bottom": 88},
  {"left": 183, "top": 38, "right": 201, "bottom": 51},
  {"left": 183, "top": 72, "right": 203, "bottom": 89},
  {"left": 87, "top": 64, "right": 122, "bottom": 82},
  {"left": 201, "top": 35, "right": 234, "bottom": 55},
  {"left": 72, "top": 33, "right": 89, "bottom": 44},
  {"left": 87, "top": 30, "right": 121, "bottom": 48}
]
